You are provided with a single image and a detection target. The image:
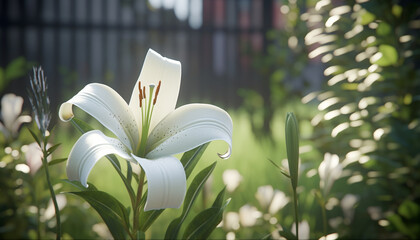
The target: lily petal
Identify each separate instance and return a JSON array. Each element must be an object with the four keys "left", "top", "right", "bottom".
[
  {"left": 66, "top": 130, "right": 132, "bottom": 187},
  {"left": 59, "top": 83, "right": 139, "bottom": 151},
  {"left": 131, "top": 154, "right": 186, "bottom": 211},
  {"left": 128, "top": 49, "right": 181, "bottom": 132},
  {"left": 145, "top": 104, "right": 233, "bottom": 159}
]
